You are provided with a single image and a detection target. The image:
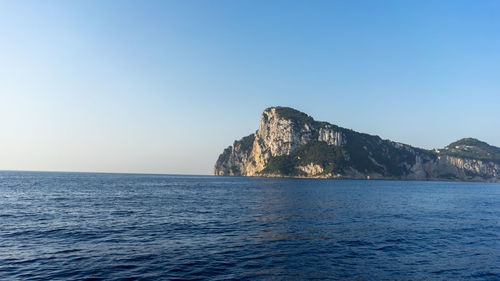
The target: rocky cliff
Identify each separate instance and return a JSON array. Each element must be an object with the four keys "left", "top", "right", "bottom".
[{"left": 214, "top": 107, "right": 500, "bottom": 182}]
